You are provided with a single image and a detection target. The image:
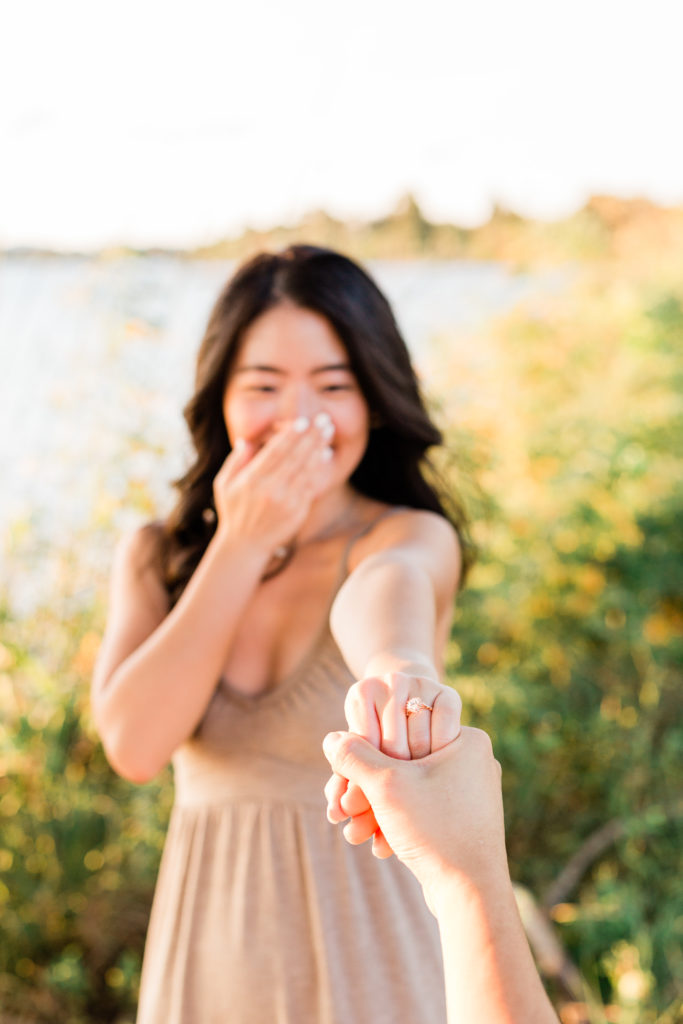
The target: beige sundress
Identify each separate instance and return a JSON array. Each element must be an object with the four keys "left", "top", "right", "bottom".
[{"left": 136, "top": 523, "right": 447, "bottom": 1024}]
